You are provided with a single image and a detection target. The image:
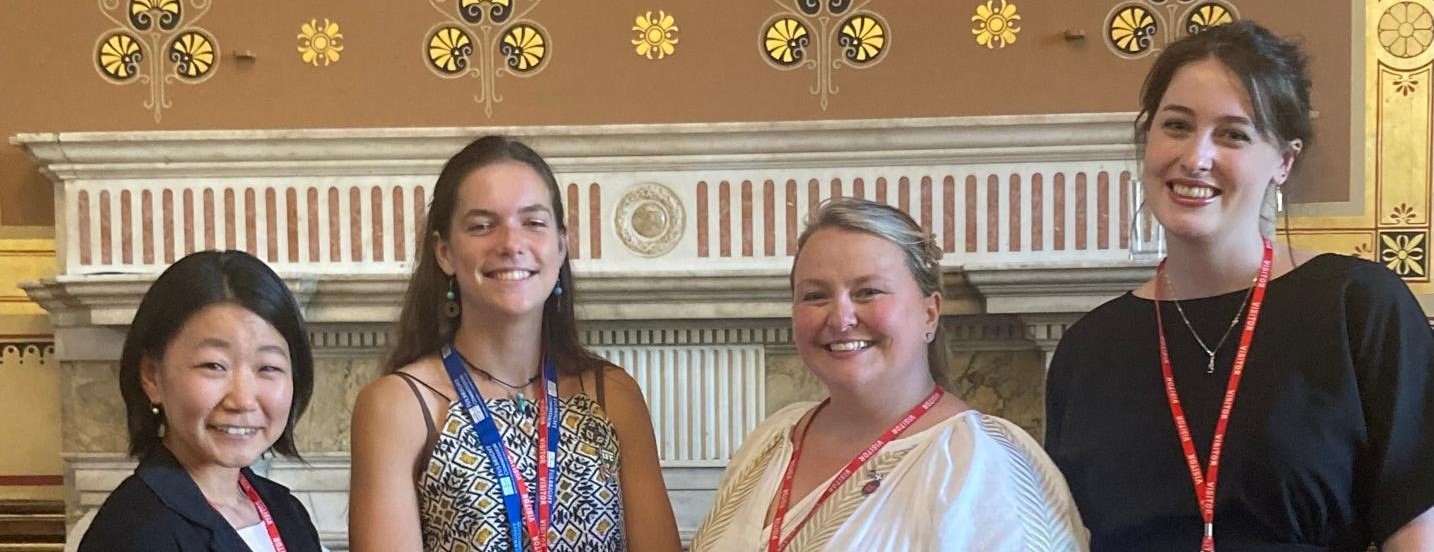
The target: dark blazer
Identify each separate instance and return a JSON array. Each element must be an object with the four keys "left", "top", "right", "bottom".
[{"left": 78, "top": 446, "right": 322, "bottom": 552}]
